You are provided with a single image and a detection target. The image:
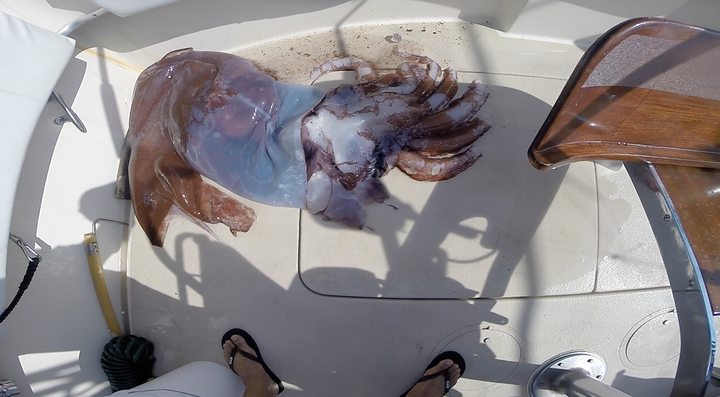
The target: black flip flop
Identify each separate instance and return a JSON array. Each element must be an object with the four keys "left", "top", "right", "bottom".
[
  {"left": 221, "top": 328, "right": 284, "bottom": 394},
  {"left": 400, "top": 351, "right": 466, "bottom": 397}
]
